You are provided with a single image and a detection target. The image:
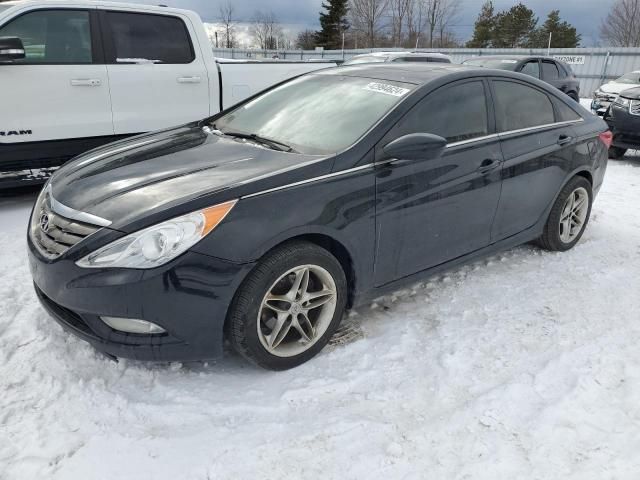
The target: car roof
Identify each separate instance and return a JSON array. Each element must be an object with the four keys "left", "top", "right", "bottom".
[
  {"left": 464, "top": 55, "right": 559, "bottom": 62},
  {"left": 326, "top": 63, "right": 511, "bottom": 85},
  {"left": 0, "top": 0, "right": 193, "bottom": 16}
]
